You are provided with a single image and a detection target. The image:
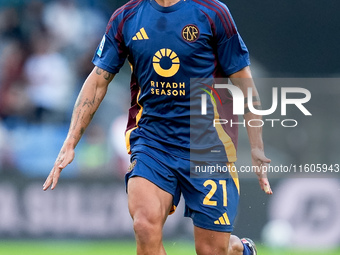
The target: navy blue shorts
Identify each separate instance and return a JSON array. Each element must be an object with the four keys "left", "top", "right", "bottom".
[{"left": 125, "top": 144, "right": 240, "bottom": 232}]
